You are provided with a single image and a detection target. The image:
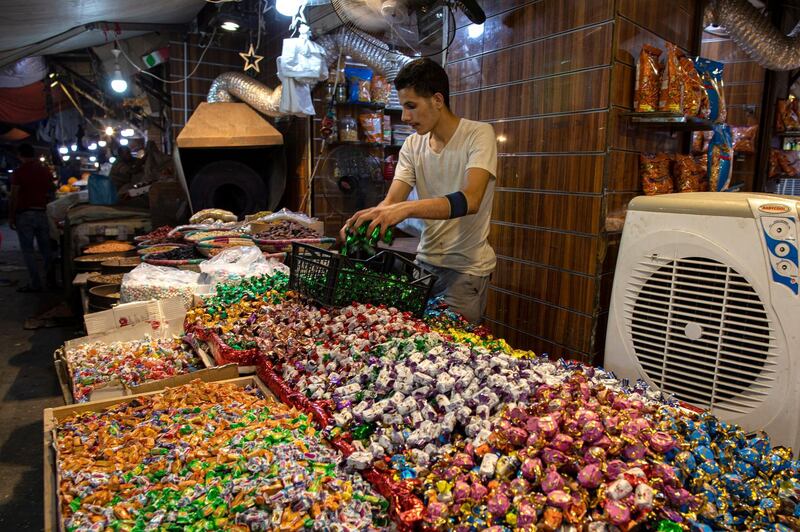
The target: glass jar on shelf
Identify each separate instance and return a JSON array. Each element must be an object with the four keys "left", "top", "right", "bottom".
[{"left": 339, "top": 115, "right": 358, "bottom": 143}]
